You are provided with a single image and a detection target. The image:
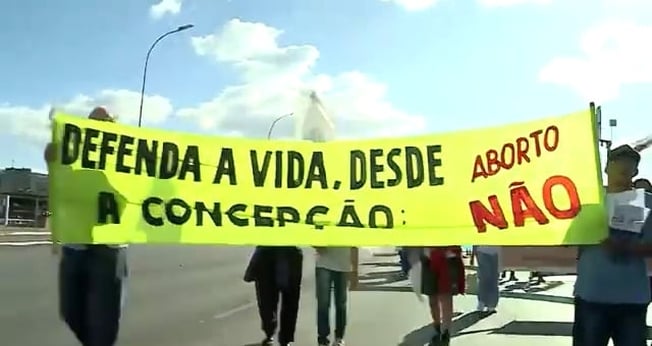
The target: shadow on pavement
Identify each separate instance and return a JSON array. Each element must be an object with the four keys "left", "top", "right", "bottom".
[
  {"left": 499, "top": 291, "right": 574, "bottom": 305},
  {"left": 354, "top": 285, "right": 413, "bottom": 293},
  {"left": 502, "top": 280, "right": 564, "bottom": 293},
  {"left": 490, "top": 320, "right": 652, "bottom": 339},
  {"left": 491, "top": 321, "right": 573, "bottom": 337},
  {"left": 399, "top": 311, "right": 489, "bottom": 346},
  {"left": 354, "top": 265, "right": 411, "bottom": 292}
]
